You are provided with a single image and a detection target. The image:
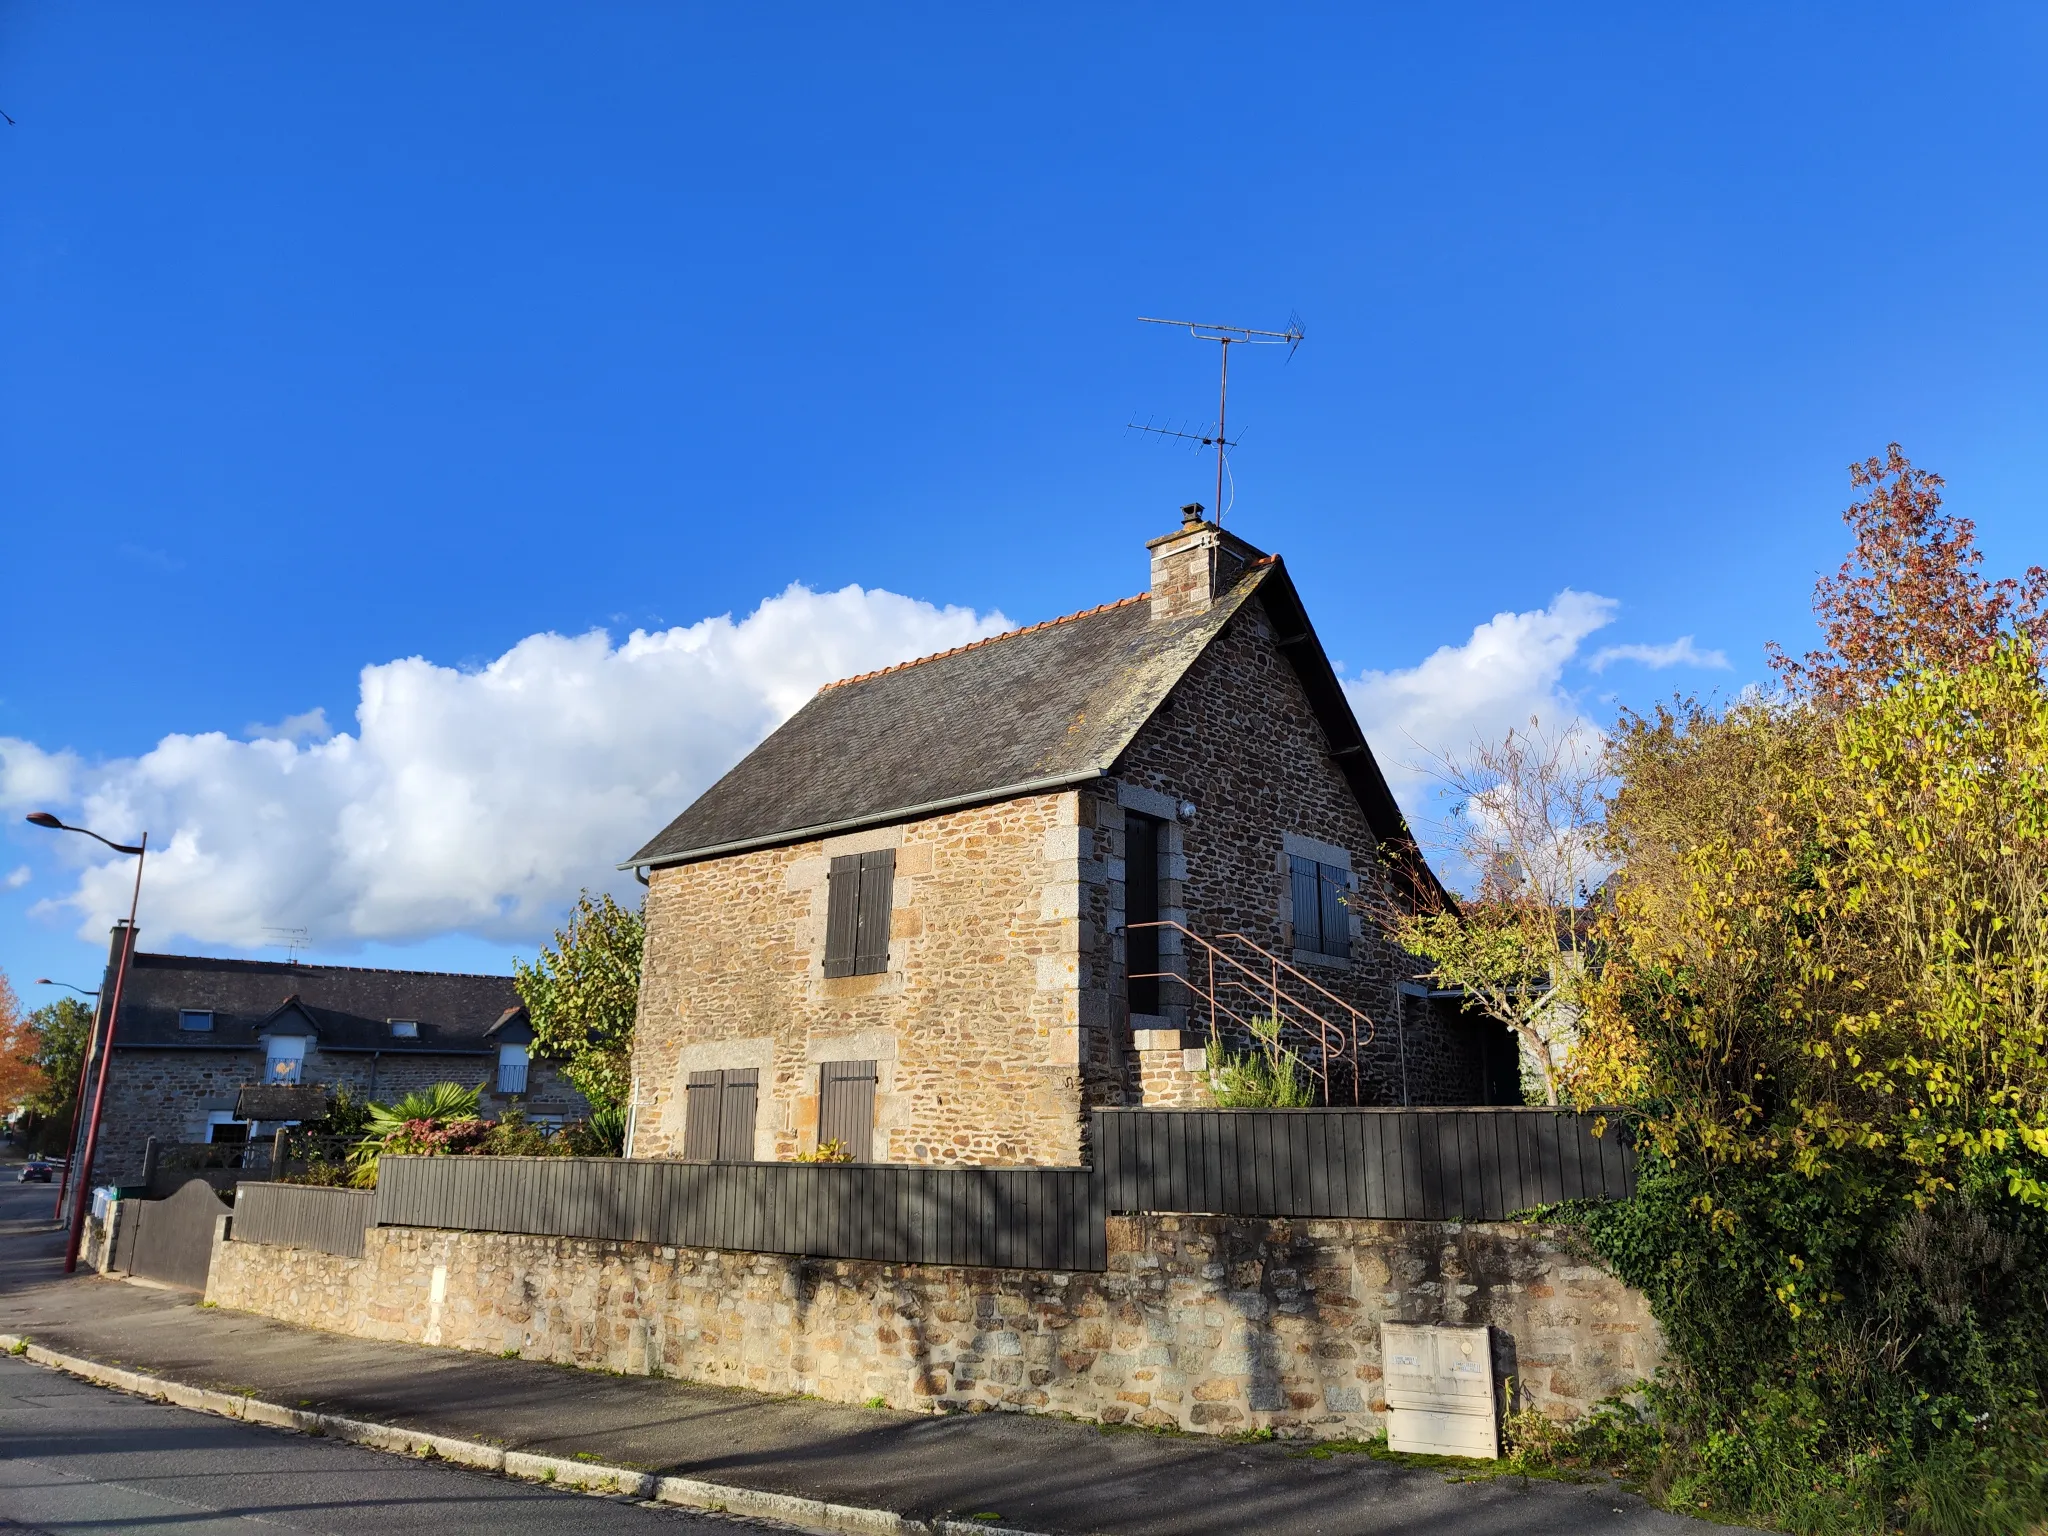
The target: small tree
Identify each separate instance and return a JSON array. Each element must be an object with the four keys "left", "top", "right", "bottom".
[
  {"left": 14, "top": 996, "right": 93, "bottom": 1153},
  {"left": 1378, "top": 718, "right": 1607, "bottom": 1105},
  {"left": 1769, "top": 442, "right": 2048, "bottom": 707},
  {"left": 514, "top": 890, "right": 644, "bottom": 1113},
  {"left": 0, "top": 973, "right": 40, "bottom": 1123}
]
